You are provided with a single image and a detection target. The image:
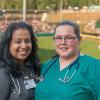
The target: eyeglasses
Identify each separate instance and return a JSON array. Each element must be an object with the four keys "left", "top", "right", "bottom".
[{"left": 53, "top": 35, "right": 77, "bottom": 42}]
